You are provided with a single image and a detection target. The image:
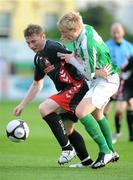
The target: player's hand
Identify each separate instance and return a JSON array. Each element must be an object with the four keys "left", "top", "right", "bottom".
[
  {"left": 13, "top": 104, "right": 24, "bottom": 116},
  {"left": 57, "top": 52, "right": 74, "bottom": 63},
  {"left": 95, "top": 65, "right": 112, "bottom": 79}
]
